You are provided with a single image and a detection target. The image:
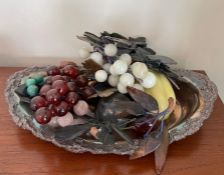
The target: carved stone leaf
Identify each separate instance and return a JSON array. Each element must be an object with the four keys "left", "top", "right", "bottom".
[
  {"left": 143, "top": 47, "right": 156, "bottom": 55},
  {"left": 82, "top": 59, "right": 102, "bottom": 74},
  {"left": 111, "top": 124, "right": 134, "bottom": 145},
  {"left": 129, "top": 37, "right": 146, "bottom": 43},
  {"left": 19, "top": 101, "right": 34, "bottom": 116},
  {"left": 95, "top": 93, "right": 131, "bottom": 121},
  {"left": 110, "top": 101, "right": 146, "bottom": 116},
  {"left": 84, "top": 32, "right": 102, "bottom": 44},
  {"left": 101, "top": 31, "right": 127, "bottom": 39},
  {"left": 94, "top": 82, "right": 111, "bottom": 92},
  {"left": 76, "top": 36, "right": 102, "bottom": 48},
  {"left": 135, "top": 47, "right": 156, "bottom": 57},
  {"left": 97, "top": 88, "right": 117, "bottom": 98},
  {"left": 19, "top": 96, "right": 31, "bottom": 103},
  {"left": 117, "top": 48, "right": 133, "bottom": 55},
  {"left": 130, "top": 120, "right": 166, "bottom": 160},
  {"left": 54, "top": 124, "right": 91, "bottom": 142},
  {"left": 154, "top": 123, "right": 169, "bottom": 175},
  {"left": 147, "top": 55, "right": 177, "bottom": 65},
  {"left": 15, "top": 84, "right": 27, "bottom": 97},
  {"left": 102, "top": 36, "right": 132, "bottom": 46},
  {"left": 98, "top": 127, "right": 115, "bottom": 145},
  {"left": 129, "top": 37, "right": 147, "bottom": 47},
  {"left": 130, "top": 134, "right": 161, "bottom": 160},
  {"left": 127, "top": 87, "right": 158, "bottom": 112}
]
